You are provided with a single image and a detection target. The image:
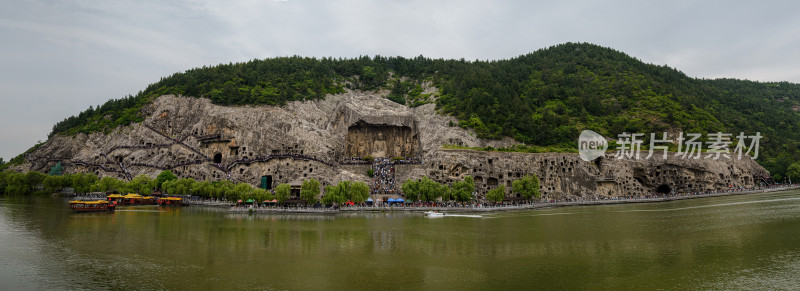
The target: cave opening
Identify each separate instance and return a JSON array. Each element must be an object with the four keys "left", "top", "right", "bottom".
[
  {"left": 213, "top": 153, "right": 222, "bottom": 164},
  {"left": 260, "top": 175, "right": 273, "bottom": 190},
  {"left": 345, "top": 122, "right": 419, "bottom": 159},
  {"left": 656, "top": 184, "right": 672, "bottom": 194}
]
